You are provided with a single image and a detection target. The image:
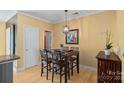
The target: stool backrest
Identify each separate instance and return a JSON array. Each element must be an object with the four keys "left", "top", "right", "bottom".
[
  {"left": 62, "top": 46, "right": 69, "bottom": 50},
  {"left": 51, "top": 50, "right": 61, "bottom": 61},
  {"left": 70, "top": 47, "right": 79, "bottom": 51},
  {"left": 40, "top": 49, "right": 48, "bottom": 61}
]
